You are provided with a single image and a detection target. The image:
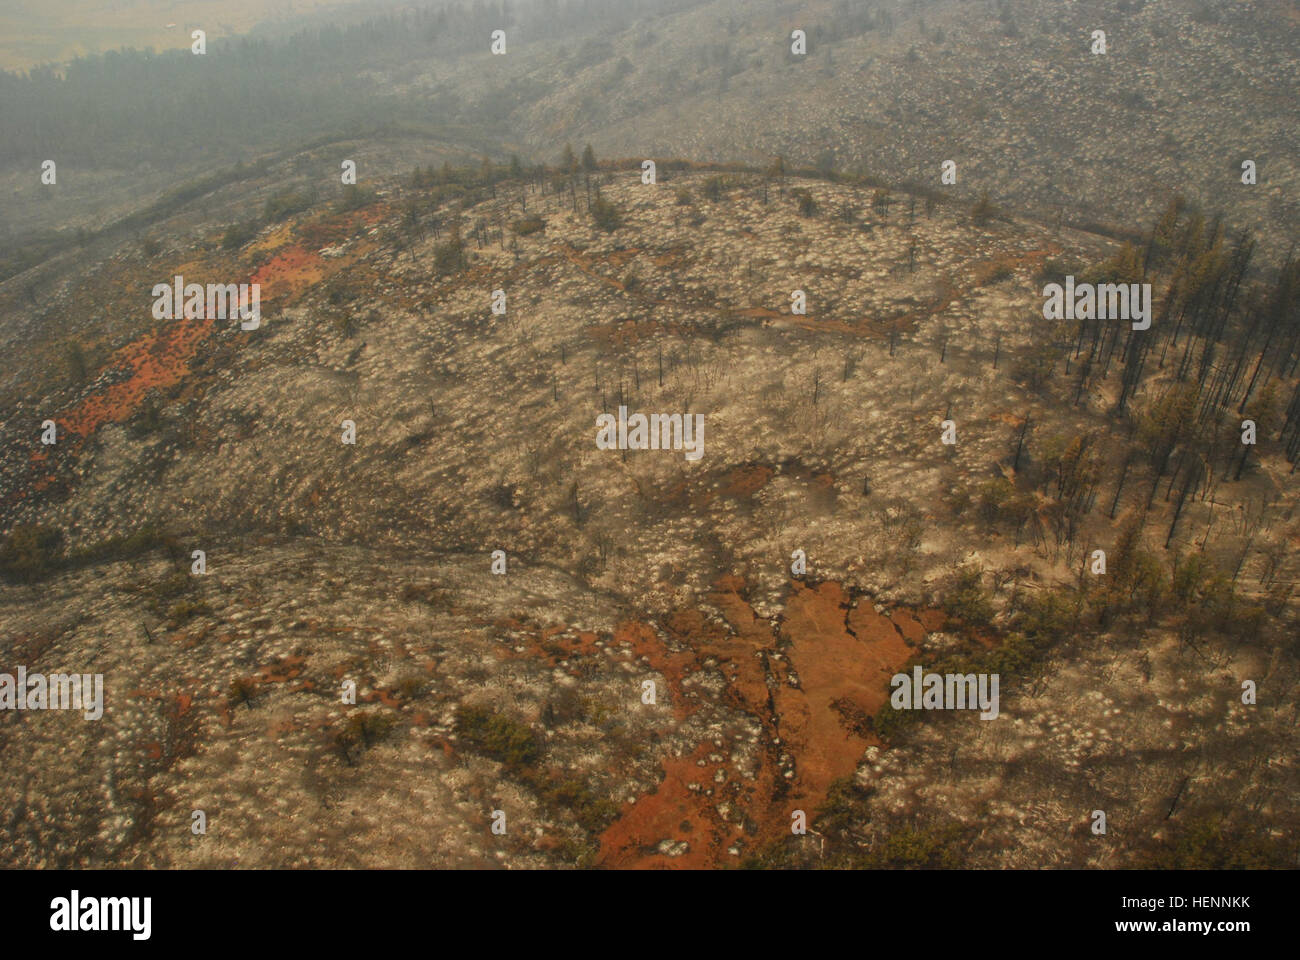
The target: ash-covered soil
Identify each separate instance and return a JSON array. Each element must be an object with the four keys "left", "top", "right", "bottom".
[{"left": 1, "top": 161, "right": 1296, "bottom": 868}]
